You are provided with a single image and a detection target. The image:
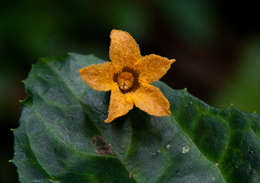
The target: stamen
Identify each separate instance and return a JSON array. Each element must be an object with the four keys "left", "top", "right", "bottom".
[
  {"left": 113, "top": 67, "right": 140, "bottom": 93},
  {"left": 117, "top": 72, "right": 134, "bottom": 90}
]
